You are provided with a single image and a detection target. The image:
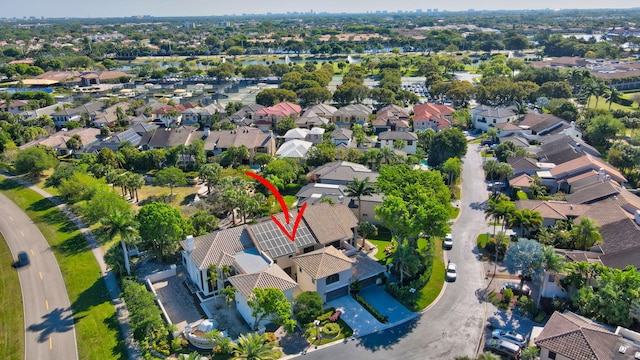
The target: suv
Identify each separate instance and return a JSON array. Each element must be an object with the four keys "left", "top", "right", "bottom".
[
  {"left": 16, "top": 251, "right": 30, "bottom": 267},
  {"left": 485, "top": 338, "right": 521, "bottom": 359},
  {"left": 443, "top": 234, "right": 453, "bottom": 250},
  {"left": 491, "top": 329, "right": 527, "bottom": 347}
]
